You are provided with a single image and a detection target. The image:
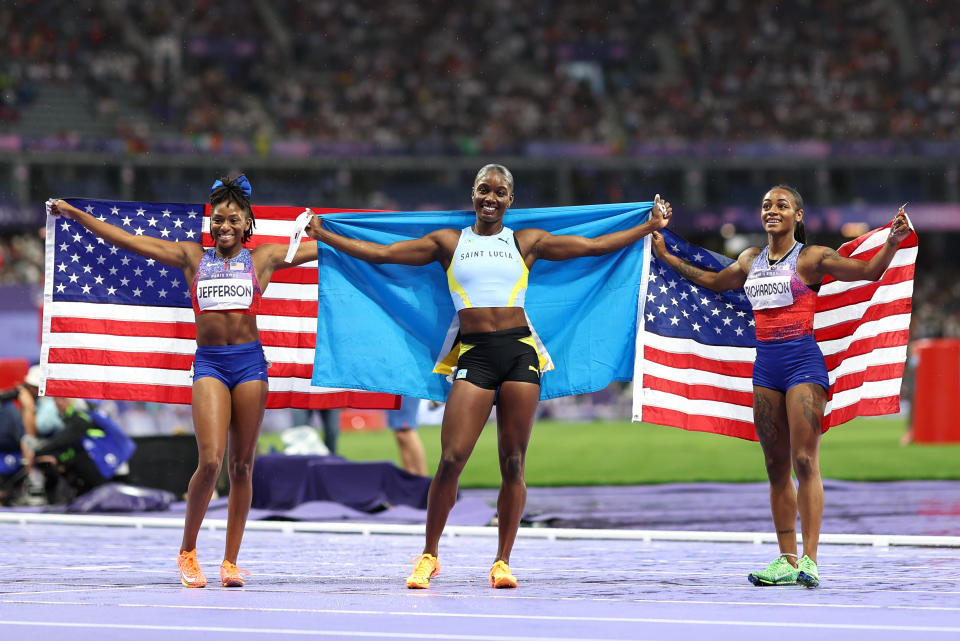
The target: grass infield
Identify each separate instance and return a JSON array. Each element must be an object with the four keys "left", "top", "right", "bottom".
[{"left": 260, "top": 416, "right": 960, "bottom": 488}]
